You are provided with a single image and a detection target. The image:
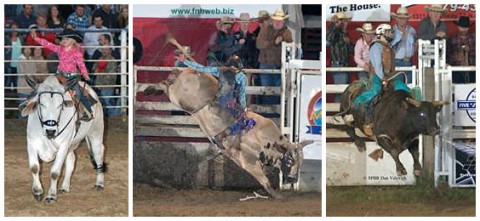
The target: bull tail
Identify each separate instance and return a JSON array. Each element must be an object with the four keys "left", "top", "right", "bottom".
[{"left": 326, "top": 123, "right": 354, "bottom": 131}]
